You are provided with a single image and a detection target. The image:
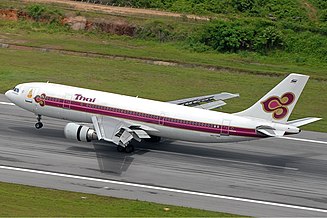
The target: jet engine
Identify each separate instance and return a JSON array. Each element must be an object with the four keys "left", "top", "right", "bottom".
[{"left": 64, "top": 123, "right": 98, "bottom": 142}]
